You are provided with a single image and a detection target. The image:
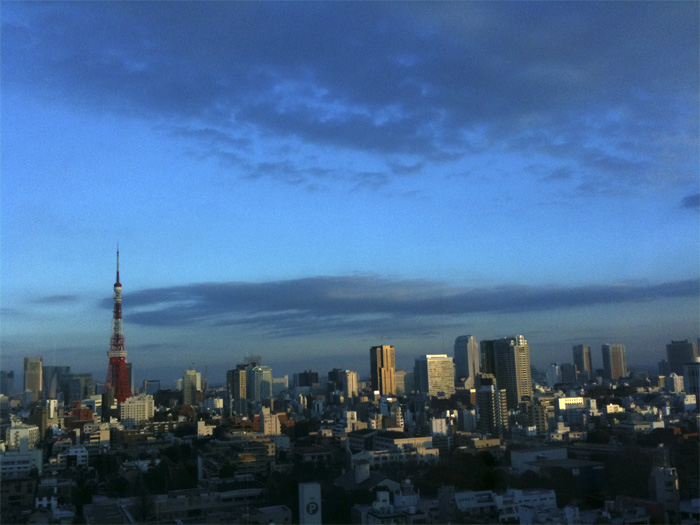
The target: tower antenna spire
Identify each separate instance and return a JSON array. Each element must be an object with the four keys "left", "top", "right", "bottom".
[{"left": 116, "top": 244, "right": 120, "bottom": 285}]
